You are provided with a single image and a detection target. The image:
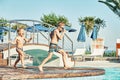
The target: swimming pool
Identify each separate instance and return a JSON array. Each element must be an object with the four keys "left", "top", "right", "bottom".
[
  {"left": 39, "top": 68, "right": 120, "bottom": 80},
  {"left": 25, "top": 49, "right": 120, "bottom": 80},
  {"left": 25, "top": 49, "right": 58, "bottom": 66}
]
